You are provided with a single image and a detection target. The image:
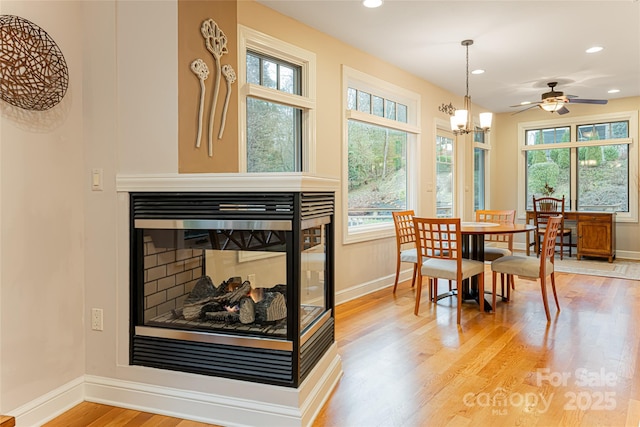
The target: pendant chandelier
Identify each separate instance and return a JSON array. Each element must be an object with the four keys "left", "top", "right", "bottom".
[{"left": 449, "top": 40, "right": 492, "bottom": 135}]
